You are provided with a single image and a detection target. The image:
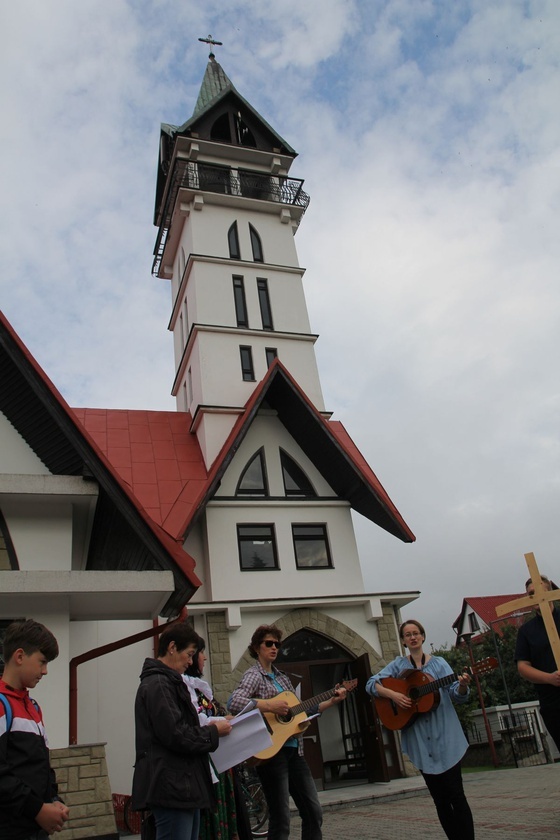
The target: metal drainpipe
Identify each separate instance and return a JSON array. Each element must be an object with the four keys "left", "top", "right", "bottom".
[{"left": 69, "top": 607, "right": 187, "bottom": 745}]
